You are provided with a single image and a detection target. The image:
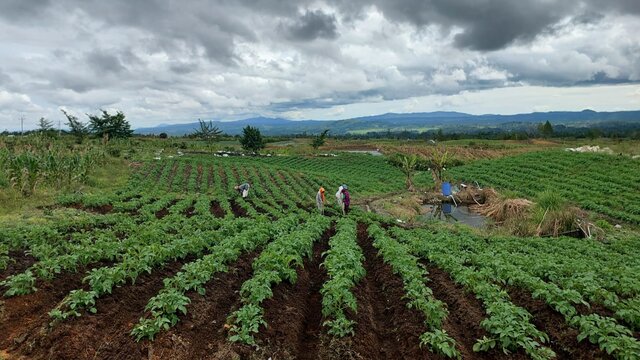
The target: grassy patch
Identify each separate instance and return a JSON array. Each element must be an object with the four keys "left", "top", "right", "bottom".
[{"left": 0, "top": 157, "right": 130, "bottom": 222}]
